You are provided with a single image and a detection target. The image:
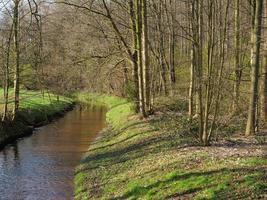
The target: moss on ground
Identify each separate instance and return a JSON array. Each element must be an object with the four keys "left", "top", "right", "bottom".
[
  {"left": 75, "top": 93, "right": 267, "bottom": 200},
  {"left": 0, "top": 90, "right": 73, "bottom": 147}
]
